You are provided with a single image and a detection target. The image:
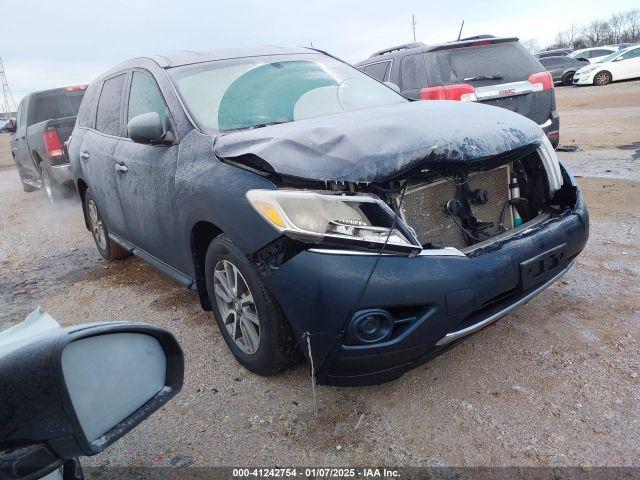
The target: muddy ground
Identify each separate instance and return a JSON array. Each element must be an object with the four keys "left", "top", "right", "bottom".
[{"left": 0, "top": 81, "right": 638, "bottom": 468}]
